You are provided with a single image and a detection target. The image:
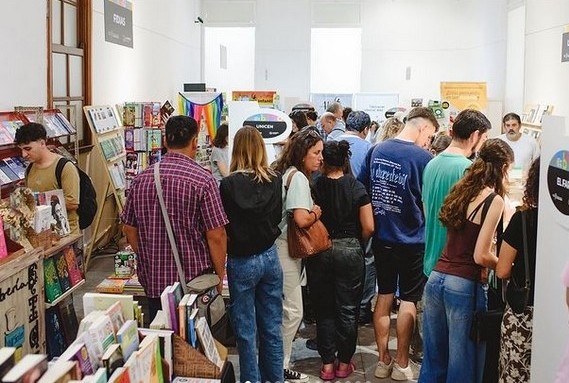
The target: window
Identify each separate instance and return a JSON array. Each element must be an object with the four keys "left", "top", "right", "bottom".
[
  {"left": 204, "top": 27, "right": 255, "bottom": 93},
  {"left": 310, "top": 28, "right": 362, "bottom": 93},
  {"left": 48, "top": 0, "right": 92, "bottom": 147}
]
